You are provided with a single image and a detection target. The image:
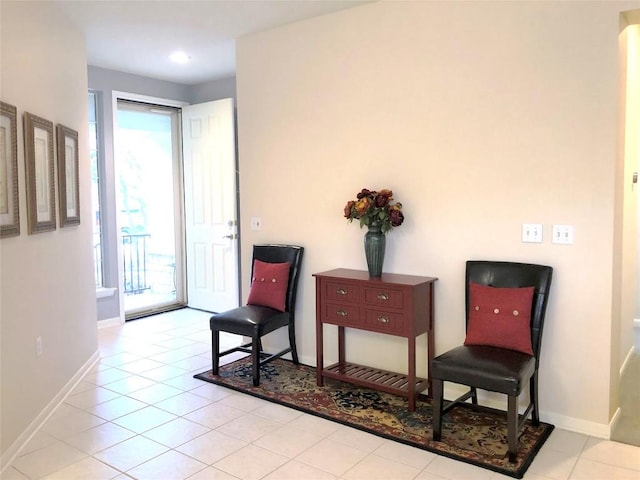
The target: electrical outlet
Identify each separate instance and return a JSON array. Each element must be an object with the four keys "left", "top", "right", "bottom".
[
  {"left": 36, "top": 336, "right": 42, "bottom": 356},
  {"left": 522, "top": 224, "right": 543, "bottom": 243},
  {"left": 552, "top": 224, "right": 574, "bottom": 244},
  {"left": 250, "top": 217, "right": 262, "bottom": 231}
]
